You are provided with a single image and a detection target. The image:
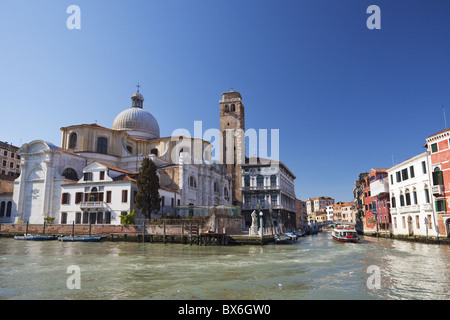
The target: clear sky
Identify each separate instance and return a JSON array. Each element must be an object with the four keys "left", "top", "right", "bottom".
[{"left": 1, "top": 0, "right": 450, "bottom": 202}]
